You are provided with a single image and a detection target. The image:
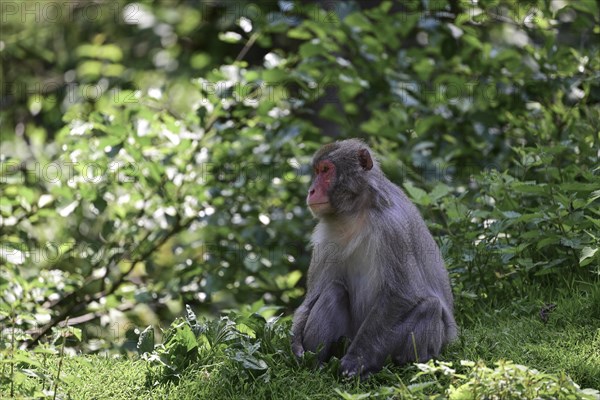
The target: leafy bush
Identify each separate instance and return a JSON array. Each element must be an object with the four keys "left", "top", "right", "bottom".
[
  {"left": 141, "top": 304, "right": 293, "bottom": 385},
  {"left": 424, "top": 144, "right": 600, "bottom": 302}
]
